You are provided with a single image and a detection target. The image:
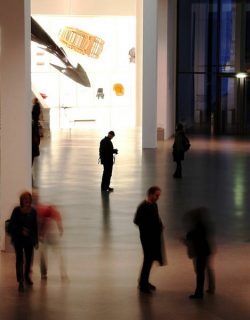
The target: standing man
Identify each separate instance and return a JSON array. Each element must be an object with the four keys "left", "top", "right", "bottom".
[
  {"left": 172, "top": 123, "right": 190, "bottom": 179},
  {"left": 99, "top": 131, "right": 118, "bottom": 192},
  {"left": 134, "top": 186, "right": 165, "bottom": 293}
]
